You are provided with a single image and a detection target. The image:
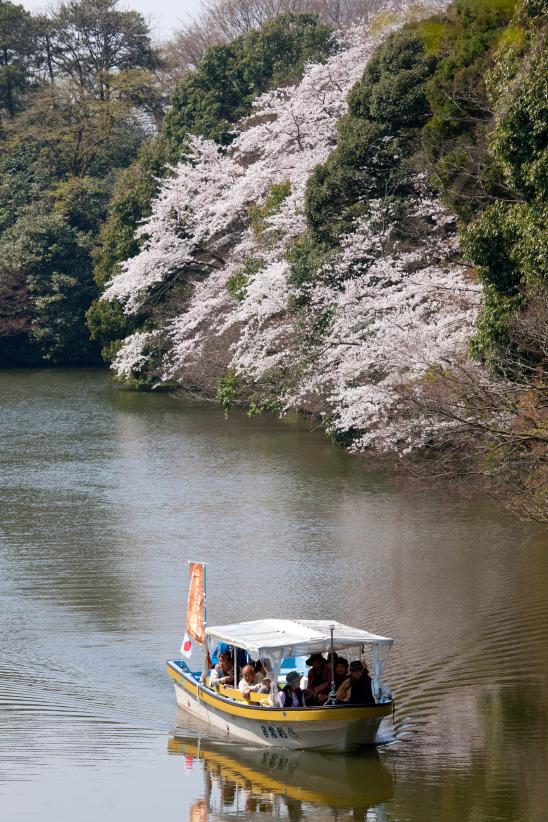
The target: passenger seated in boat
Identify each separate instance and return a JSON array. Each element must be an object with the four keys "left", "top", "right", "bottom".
[
  {"left": 255, "top": 661, "right": 272, "bottom": 691},
  {"left": 304, "top": 653, "right": 331, "bottom": 705},
  {"left": 238, "top": 664, "right": 270, "bottom": 699},
  {"left": 335, "top": 660, "right": 375, "bottom": 705},
  {"left": 279, "top": 671, "right": 305, "bottom": 707},
  {"left": 317, "top": 657, "right": 349, "bottom": 705},
  {"left": 253, "top": 659, "right": 270, "bottom": 684},
  {"left": 210, "top": 650, "right": 235, "bottom": 686}
]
